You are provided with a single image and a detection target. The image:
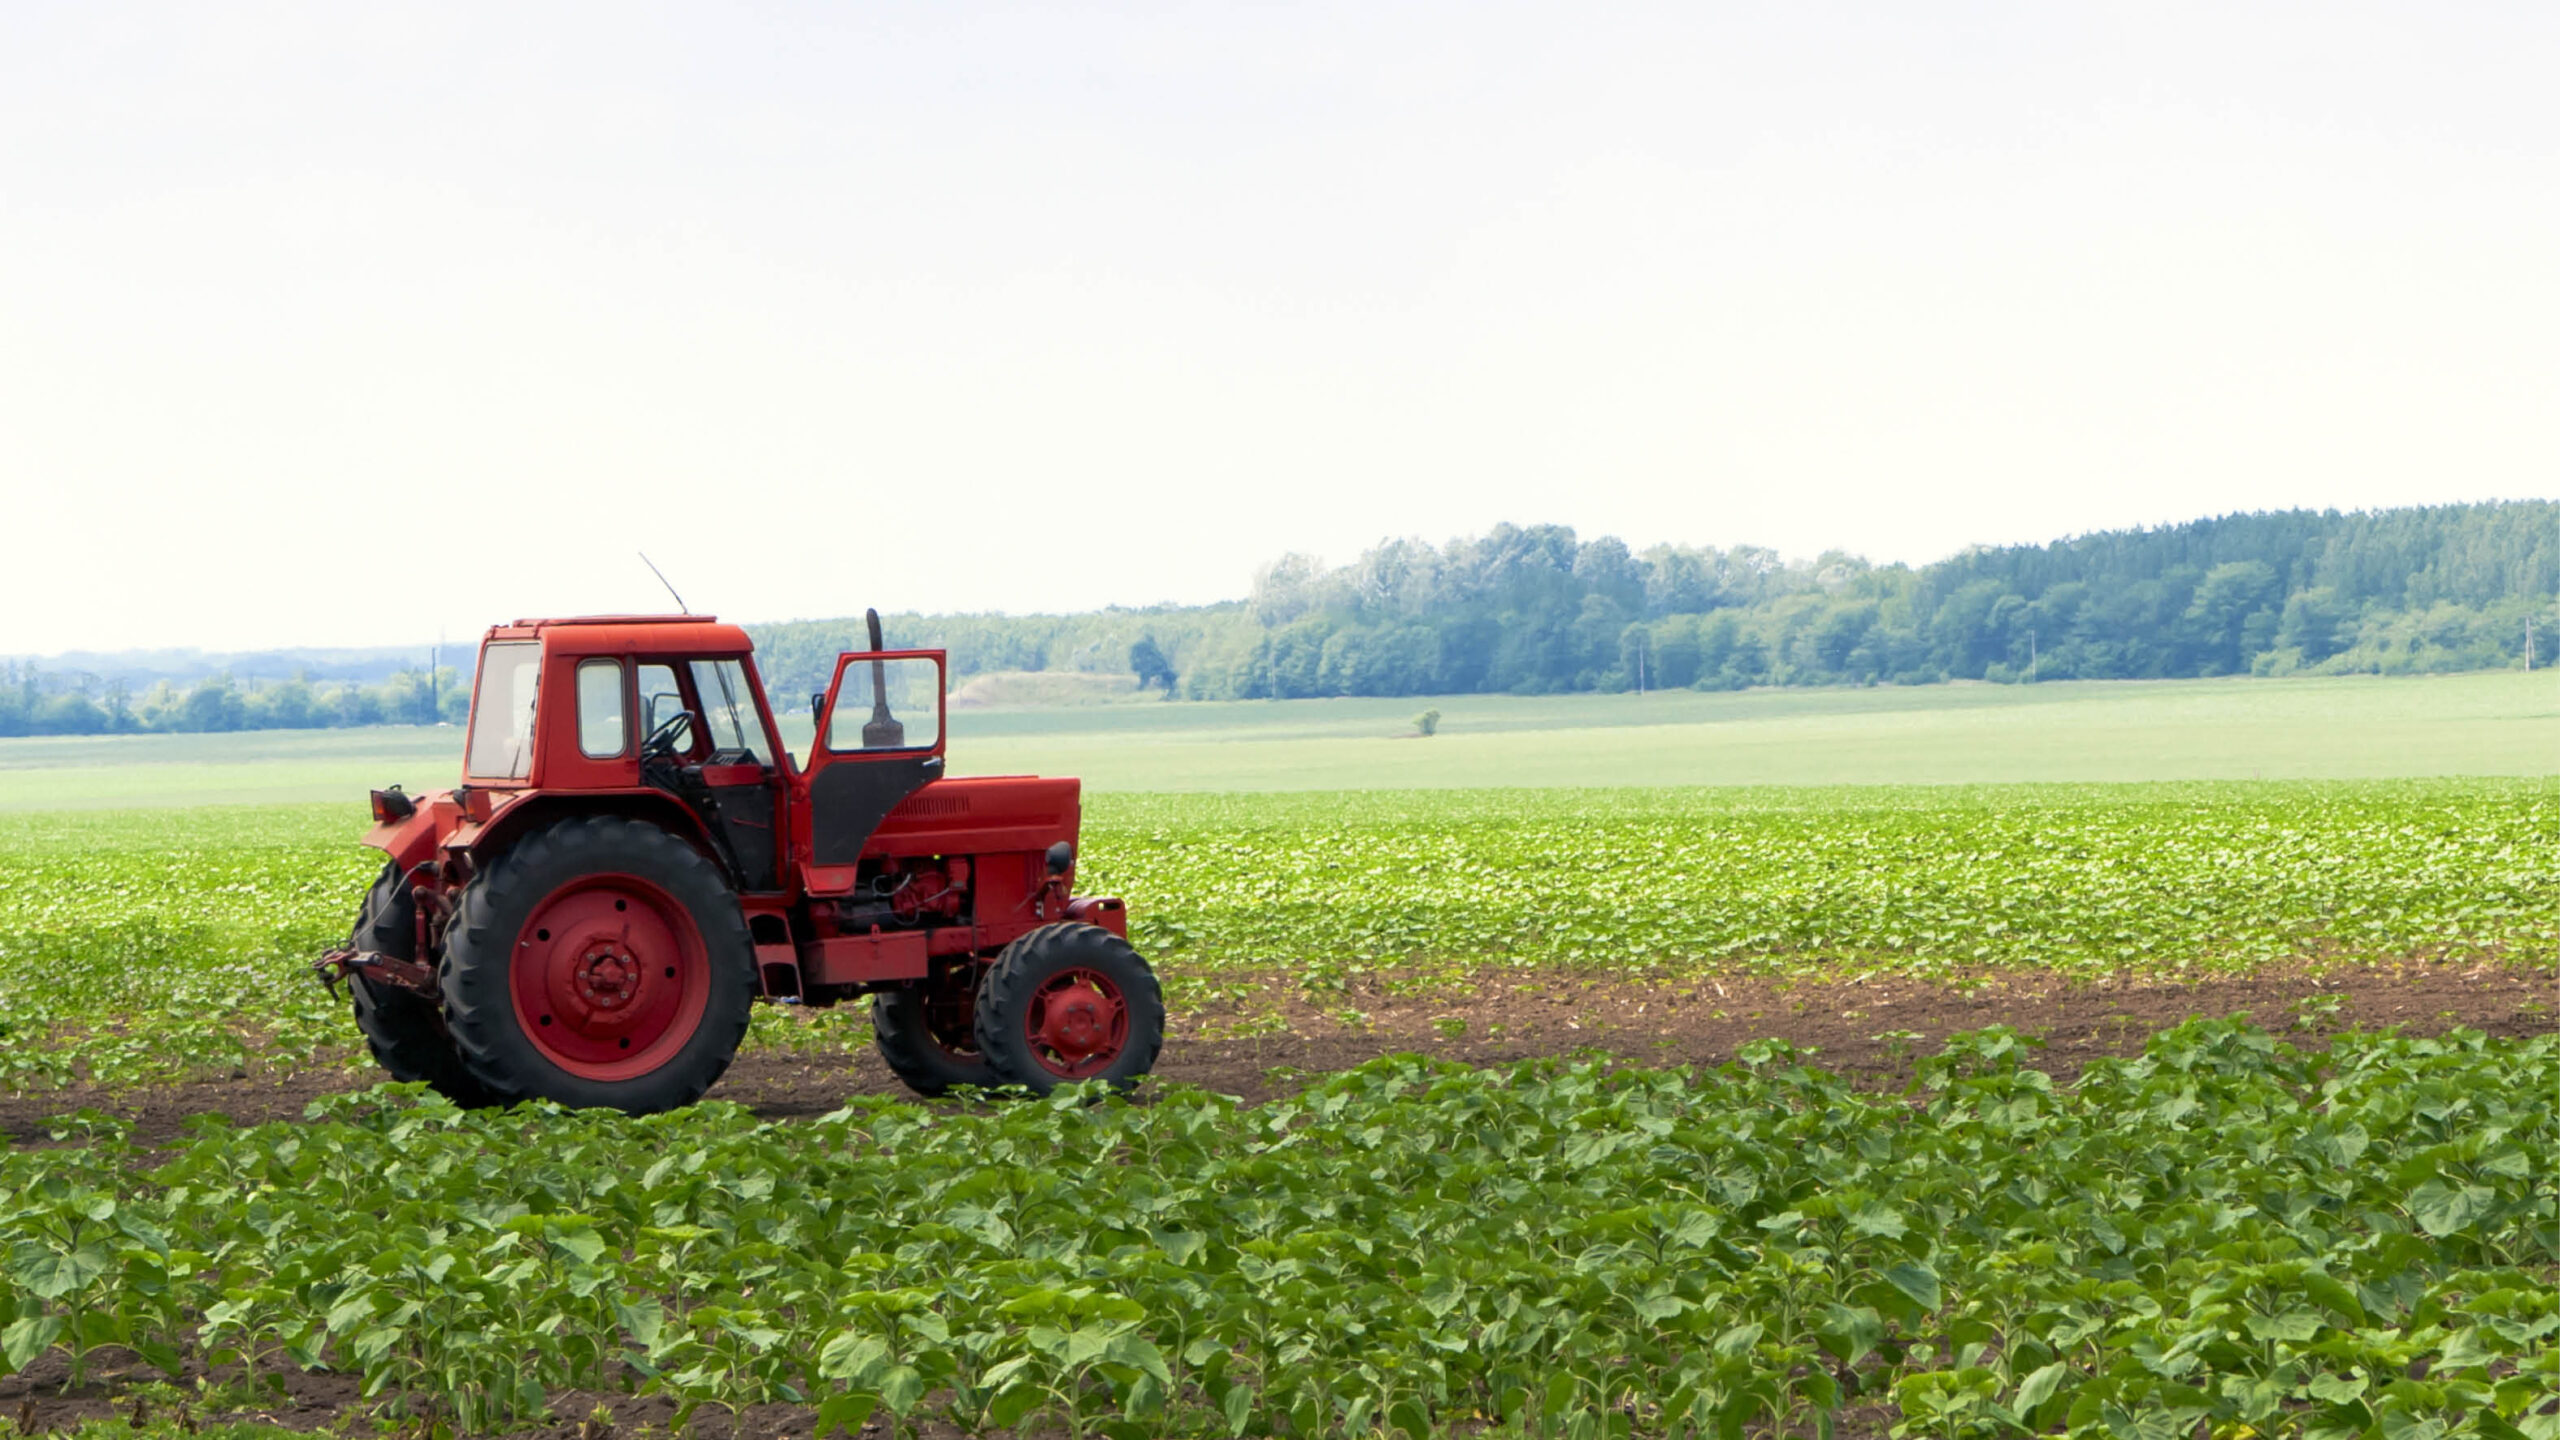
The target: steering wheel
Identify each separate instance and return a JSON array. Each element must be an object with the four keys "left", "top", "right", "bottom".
[{"left": 640, "top": 708, "right": 696, "bottom": 759}]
